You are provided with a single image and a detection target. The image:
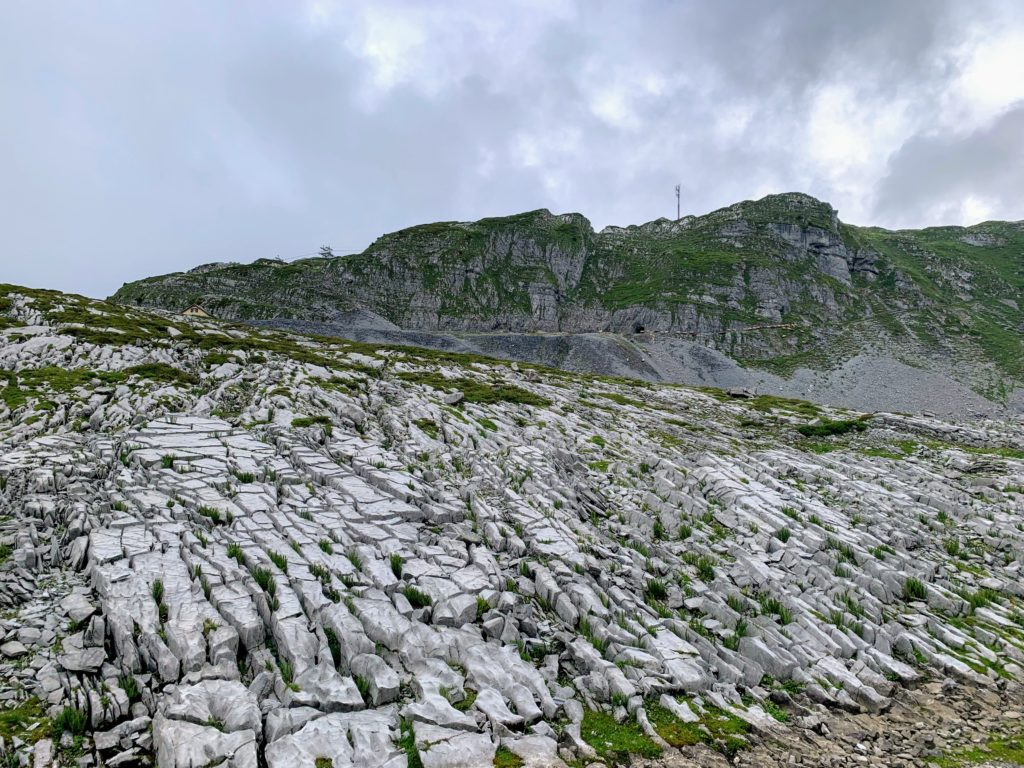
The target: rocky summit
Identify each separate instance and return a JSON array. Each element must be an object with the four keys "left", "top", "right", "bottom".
[
  {"left": 111, "top": 193, "right": 1024, "bottom": 415},
  {"left": 3, "top": 283, "right": 1024, "bottom": 768}
]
